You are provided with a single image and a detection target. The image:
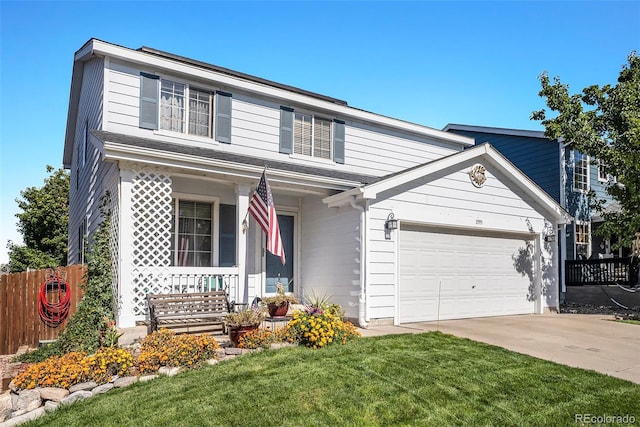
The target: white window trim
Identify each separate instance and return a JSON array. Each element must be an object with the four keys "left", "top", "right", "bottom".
[
  {"left": 572, "top": 151, "right": 590, "bottom": 192},
  {"left": 157, "top": 76, "right": 219, "bottom": 140},
  {"left": 292, "top": 109, "right": 334, "bottom": 161},
  {"left": 597, "top": 159, "right": 608, "bottom": 182},
  {"left": 574, "top": 221, "right": 591, "bottom": 259},
  {"left": 170, "top": 194, "right": 220, "bottom": 267}
]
